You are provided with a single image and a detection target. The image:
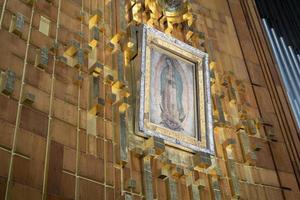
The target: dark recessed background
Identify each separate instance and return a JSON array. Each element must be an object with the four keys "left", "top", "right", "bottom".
[{"left": 255, "top": 0, "right": 300, "bottom": 54}]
